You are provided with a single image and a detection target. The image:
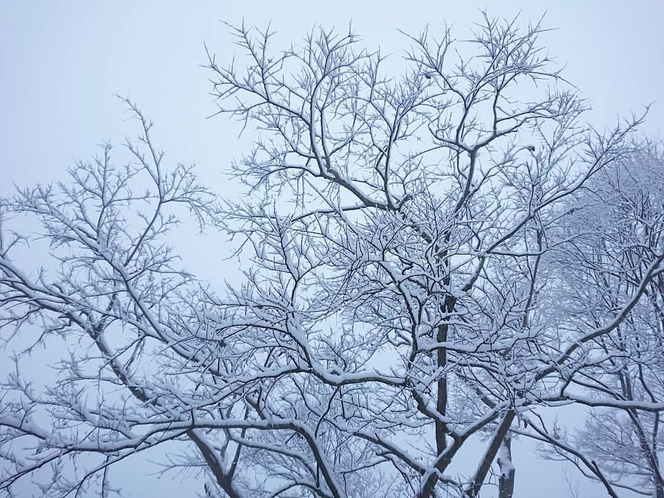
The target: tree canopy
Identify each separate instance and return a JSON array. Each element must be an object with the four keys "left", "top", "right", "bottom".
[{"left": 1, "top": 14, "right": 662, "bottom": 498}]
